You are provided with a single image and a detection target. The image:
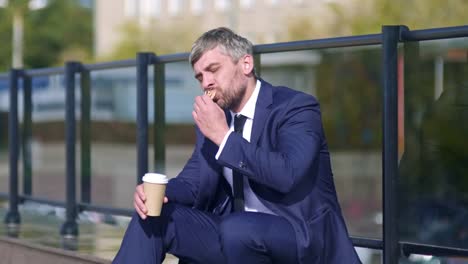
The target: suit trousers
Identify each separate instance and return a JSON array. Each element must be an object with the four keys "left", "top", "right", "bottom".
[{"left": 113, "top": 203, "right": 298, "bottom": 264}]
